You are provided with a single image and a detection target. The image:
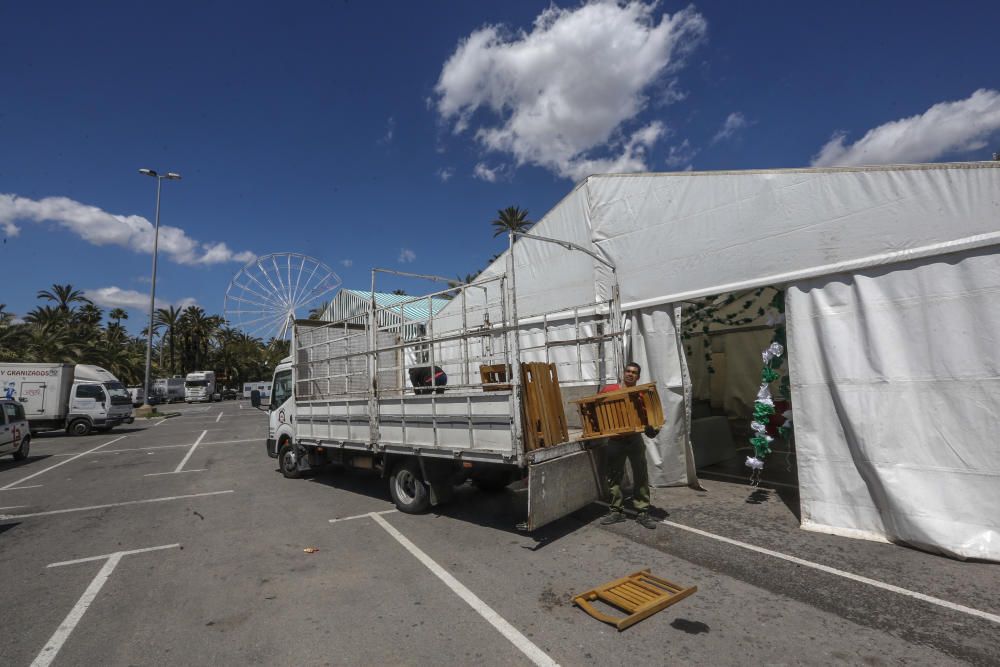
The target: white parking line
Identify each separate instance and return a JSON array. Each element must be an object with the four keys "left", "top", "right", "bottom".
[
  {"left": 216, "top": 411, "right": 223, "bottom": 422},
  {"left": 0, "top": 435, "right": 127, "bottom": 490},
  {"left": 143, "top": 469, "right": 207, "bottom": 477},
  {"left": 0, "top": 505, "right": 27, "bottom": 510},
  {"left": 49, "top": 438, "right": 262, "bottom": 457},
  {"left": 48, "top": 543, "right": 181, "bottom": 568},
  {"left": 661, "top": 520, "right": 1000, "bottom": 626},
  {"left": 0, "top": 484, "right": 43, "bottom": 492},
  {"left": 32, "top": 544, "right": 180, "bottom": 667},
  {"left": 329, "top": 509, "right": 397, "bottom": 523},
  {"left": 369, "top": 512, "right": 559, "bottom": 667},
  {"left": 0, "top": 490, "right": 234, "bottom": 519},
  {"left": 174, "top": 430, "right": 207, "bottom": 473},
  {"left": 153, "top": 418, "right": 168, "bottom": 427}
]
